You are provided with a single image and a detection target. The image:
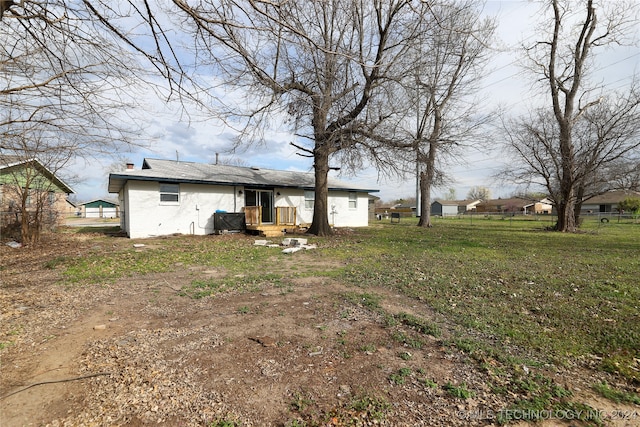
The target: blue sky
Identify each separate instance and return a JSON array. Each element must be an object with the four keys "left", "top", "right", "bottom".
[{"left": 68, "top": 0, "right": 639, "bottom": 204}]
